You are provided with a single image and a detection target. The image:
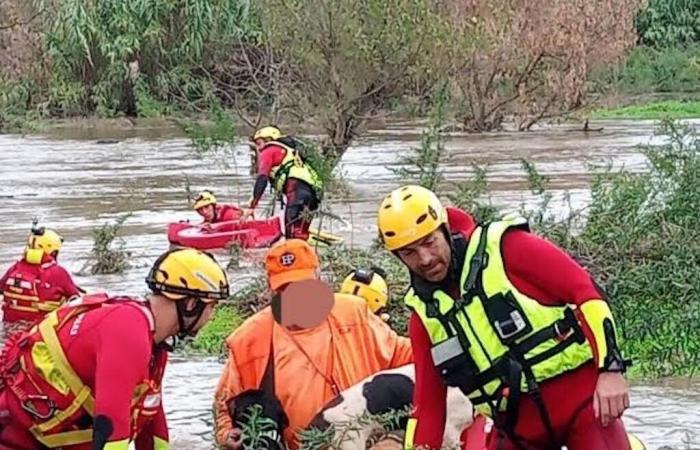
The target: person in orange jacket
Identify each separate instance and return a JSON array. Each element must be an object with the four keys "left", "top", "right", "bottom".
[
  {"left": 213, "top": 239, "right": 413, "bottom": 450},
  {"left": 0, "top": 247, "right": 230, "bottom": 450},
  {"left": 193, "top": 190, "right": 243, "bottom": 224},
  {"left": 0, "top": 226, "right": 81, "bottom": 323}
]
